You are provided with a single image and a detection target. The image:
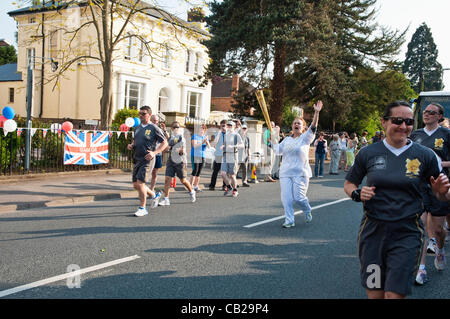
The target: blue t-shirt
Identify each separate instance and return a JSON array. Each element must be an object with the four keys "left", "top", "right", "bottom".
[{"left": 191, "top": 134, "right": 207, "bottom": 159}]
